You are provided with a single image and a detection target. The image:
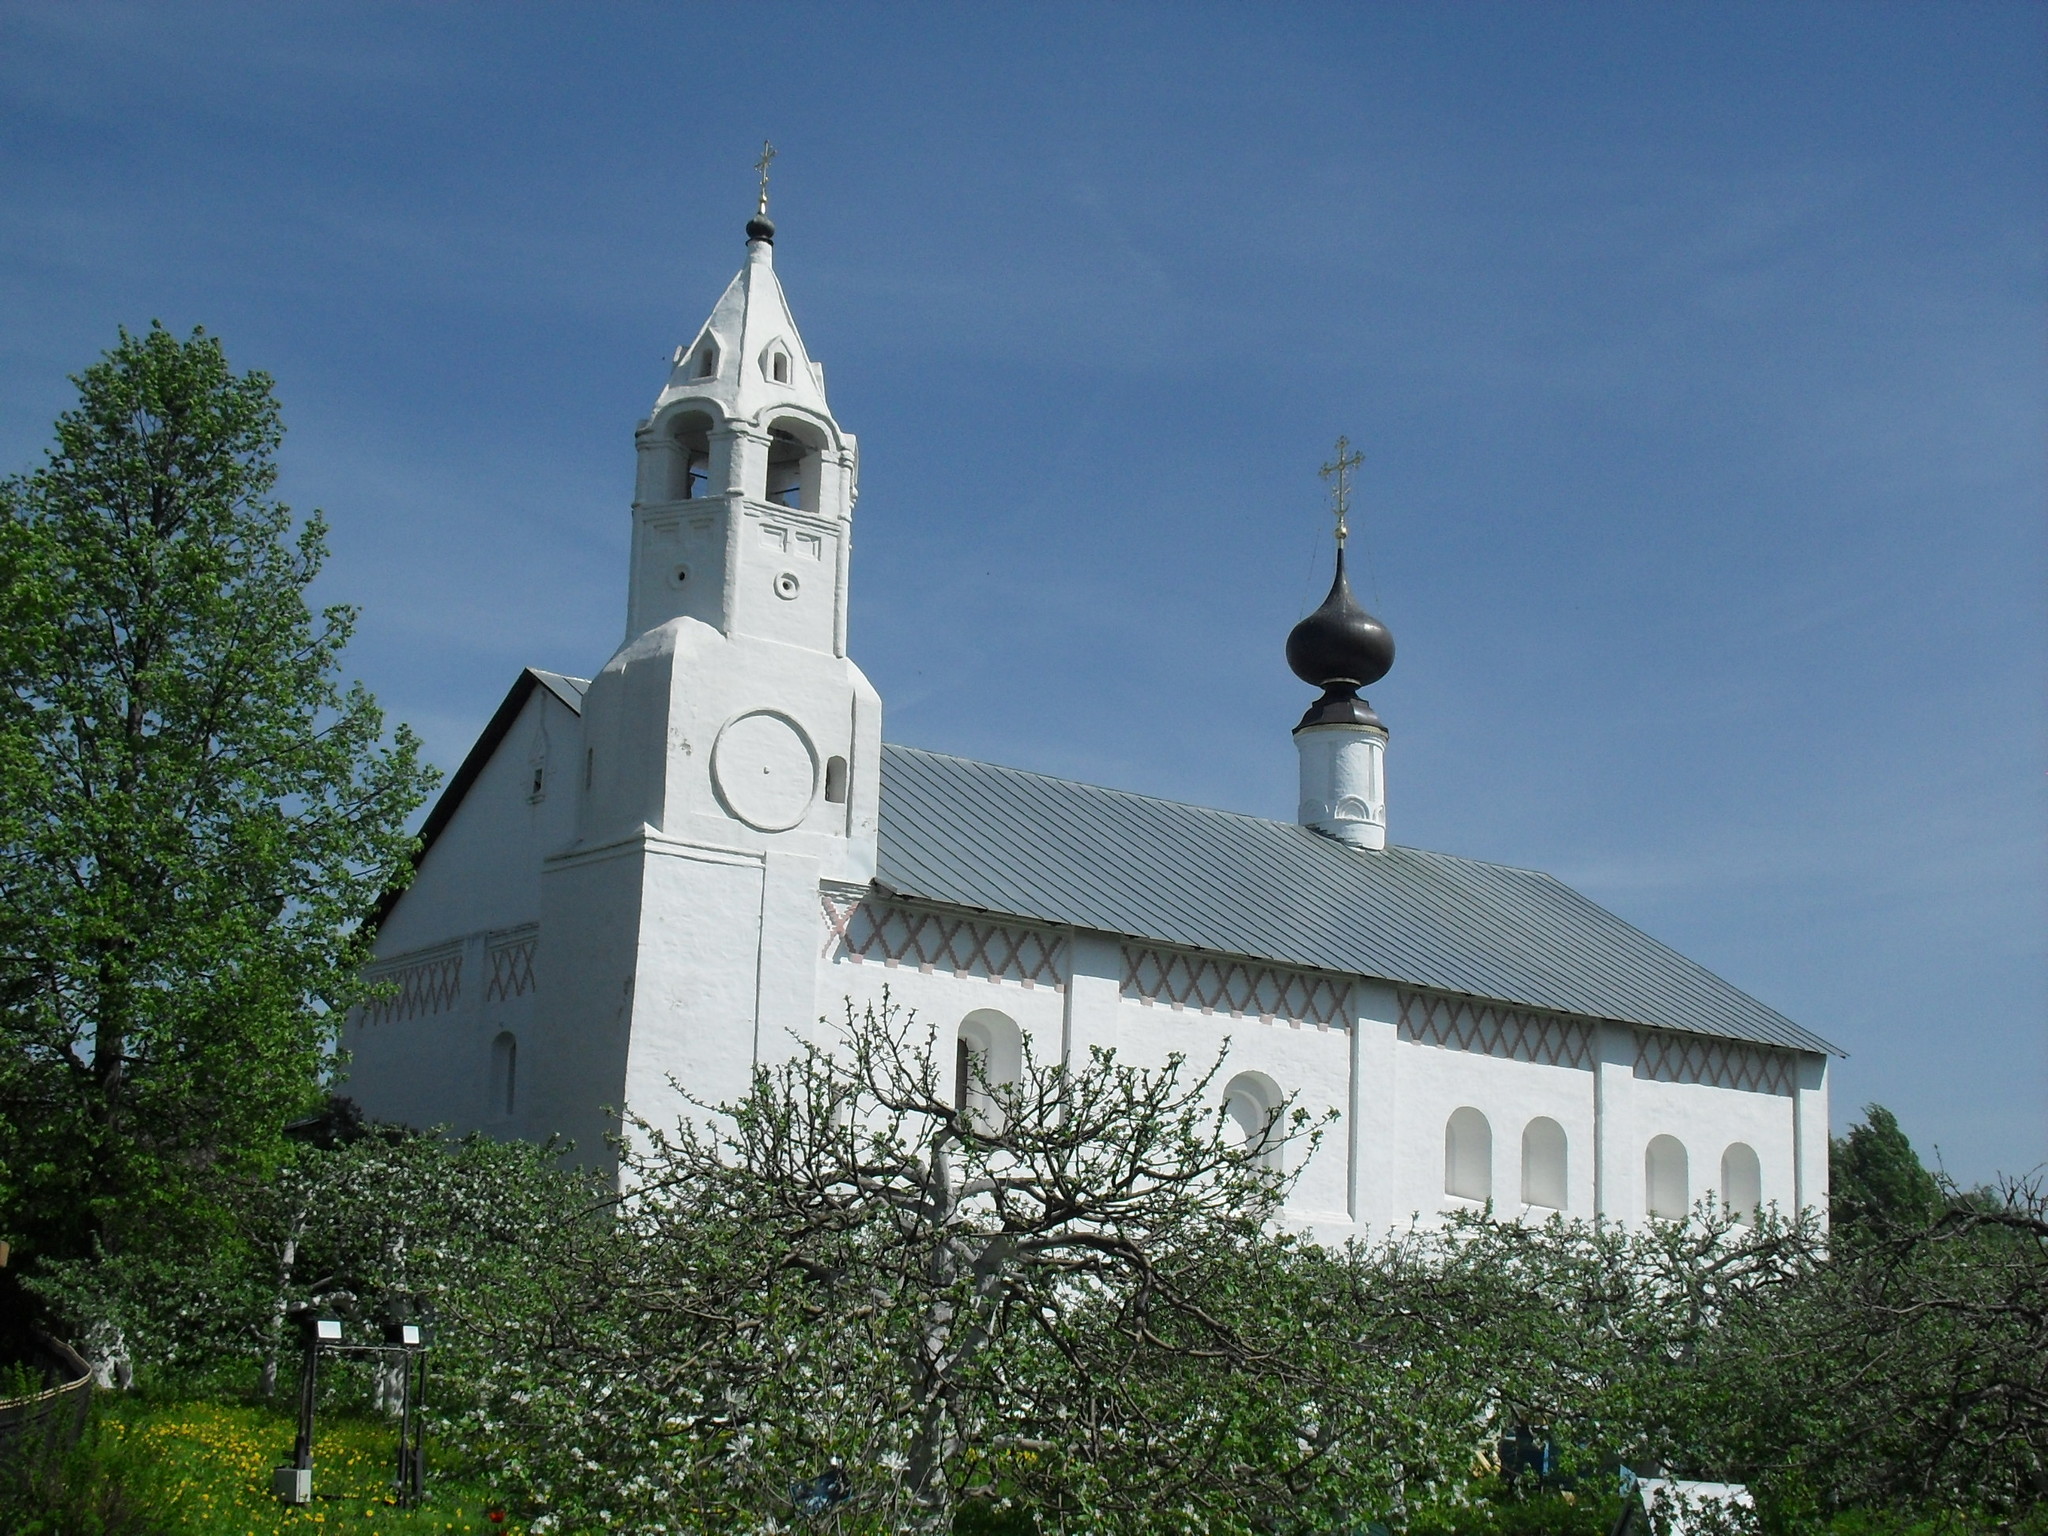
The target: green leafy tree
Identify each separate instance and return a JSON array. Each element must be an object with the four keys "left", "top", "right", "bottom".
[
  {"left": 467, "top": 994, "right": 1339, "bottom": 1535},
  {"left": 1697, "top": 1173, "right": 2048, "bottom": 1528},
  {"left": 1831, "top": 1106, "right": 1943, "bottom": 1236},
  {"left": 0, "top": 324, "right": 435, "bottom": 1353}
]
